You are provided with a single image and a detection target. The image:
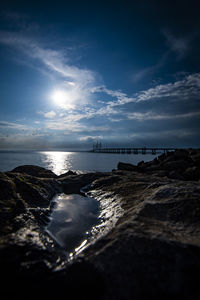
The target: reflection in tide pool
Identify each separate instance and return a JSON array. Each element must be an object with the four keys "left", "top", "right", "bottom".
[
  {"left": 46, "top": 193, "right": 100, "bottom": 253},
  {"left": 40, "top": 151, "right": 75, "bottom": 175}
]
